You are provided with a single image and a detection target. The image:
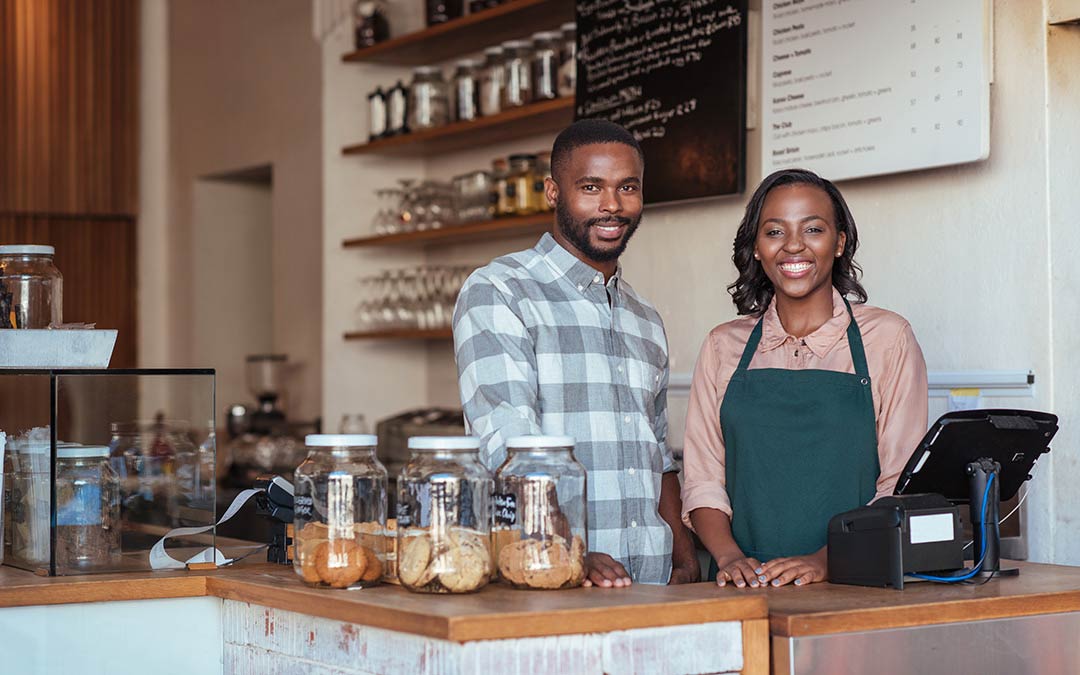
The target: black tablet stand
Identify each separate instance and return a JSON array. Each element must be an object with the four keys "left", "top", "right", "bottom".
[
  {"left": 966, "top": 458, "right": 1018, "bottom": 578},
  {"left": 894, "top": 409, "right": 1059, "bottom": 581}
]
